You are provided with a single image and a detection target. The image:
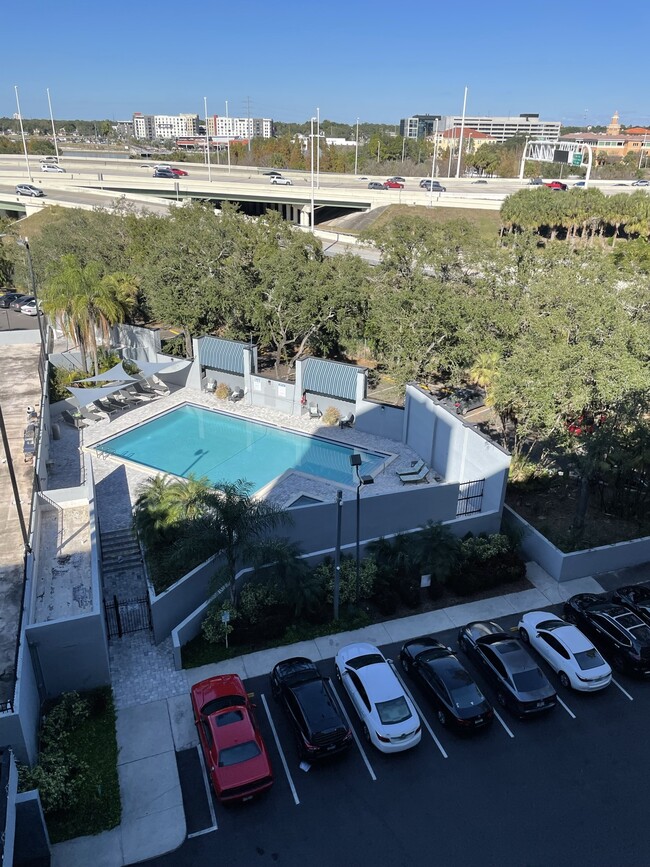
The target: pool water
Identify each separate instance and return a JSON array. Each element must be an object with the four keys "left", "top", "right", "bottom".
[{"left": 95, "top": 404, "right": 387, "bottom": 490}]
